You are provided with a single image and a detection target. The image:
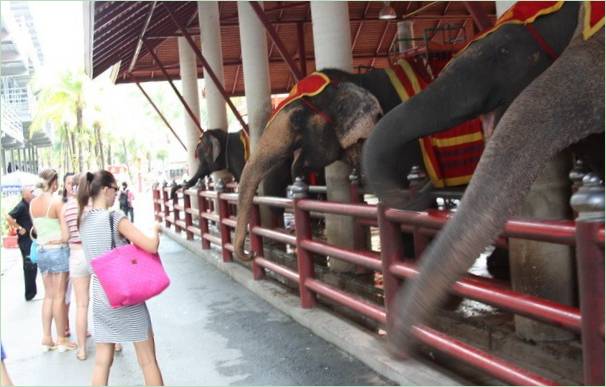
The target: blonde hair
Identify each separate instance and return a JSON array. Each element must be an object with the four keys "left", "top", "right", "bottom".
[{"left": 37, "top": 168, "right": 58, "bottom": 191}]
